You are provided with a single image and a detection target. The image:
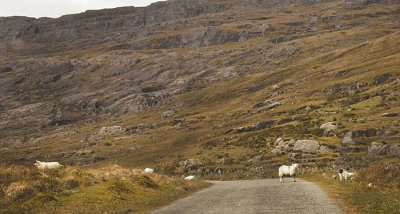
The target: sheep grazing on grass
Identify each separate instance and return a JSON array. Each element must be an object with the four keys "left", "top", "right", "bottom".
[
  {"left": 278, "top": 163, "right": 299, "bottom": 183},
  {"left": 184, "top": 175, "right": 196, "bottom": 180},
  {"left": 144, "top": 168, "right": 154, "bottom": 174},
  {"left": 33, "top": 160, "right": 63, "bottom": 170},
  {"left": 338, "top": 169, "right": 354, "bottom": 181}
]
